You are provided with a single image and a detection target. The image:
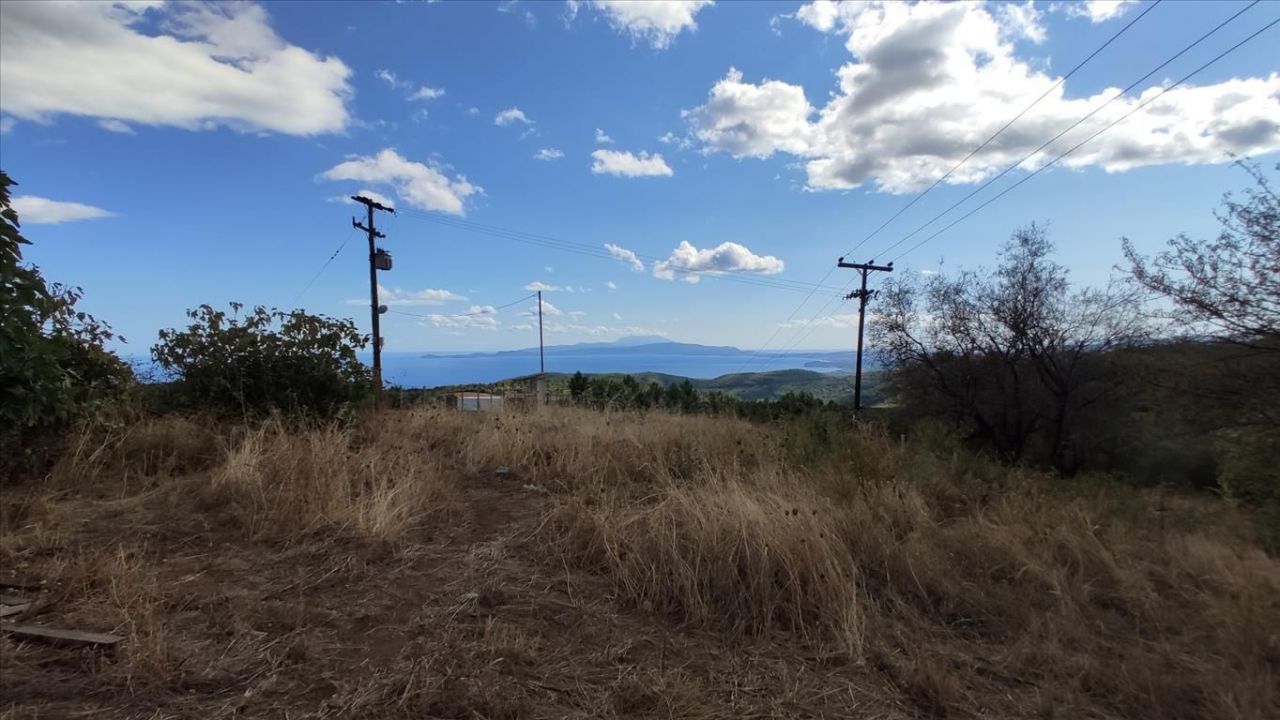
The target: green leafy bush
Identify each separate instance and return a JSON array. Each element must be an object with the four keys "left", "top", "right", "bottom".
[
  {"left": 152, "top": 303, "right": 371, "bottom": 418},
  {"left": 1, "top": 170, "right": 132, "bottom": 479},
  {"left": 1216, "top": 428, "right": 1280, "bottom": 552}
]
